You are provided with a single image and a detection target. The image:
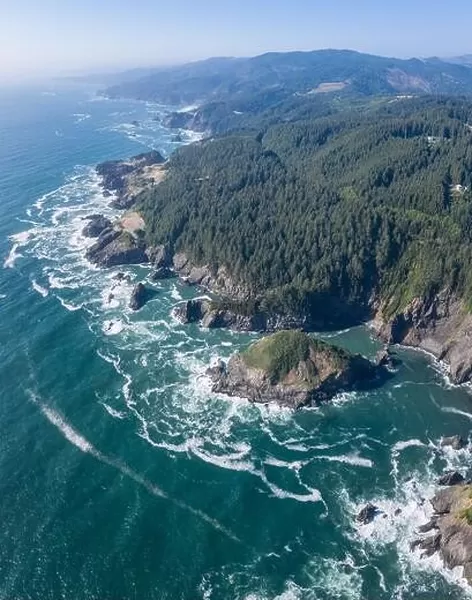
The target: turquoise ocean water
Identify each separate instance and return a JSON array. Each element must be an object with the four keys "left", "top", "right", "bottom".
[{"left": 2, "top": 83, "right": 472, "bottom": 600}]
